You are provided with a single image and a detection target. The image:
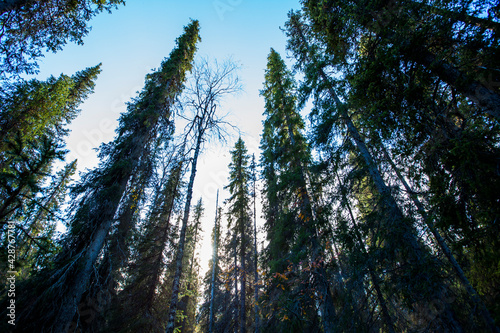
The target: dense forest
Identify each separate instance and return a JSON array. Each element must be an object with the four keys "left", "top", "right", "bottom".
[{"left": 1, "top": 0, "right": 499, "bottom": 332}]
